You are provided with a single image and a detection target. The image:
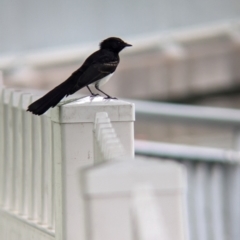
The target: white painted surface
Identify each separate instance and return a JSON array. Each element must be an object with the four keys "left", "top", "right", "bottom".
[
  {"left": 0, "top": 210, "right": 54, "bottom": 240},
  {"left": 83, "top": 159, "right": 187, "bottom": 240},
  {"left": 94, "top": 112, "right": 127, "bottom": 162},
  {"left": 131, "top": 185, "right": 170, "bottom": 240},
  {"left": 0, "top": 87, "right": 135, "bottom": 240},
  {"left": 0, "top": 86, "right": 188, "bottom": 240},
  {"left": 85, "top": 112, "right": 187, "bottom": 240},
  {"left": 52, "top": 96, "right": 135, "bottom": 240},
  {"left": 0, "top": 89, "right": 55, "bottom": 238}
]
